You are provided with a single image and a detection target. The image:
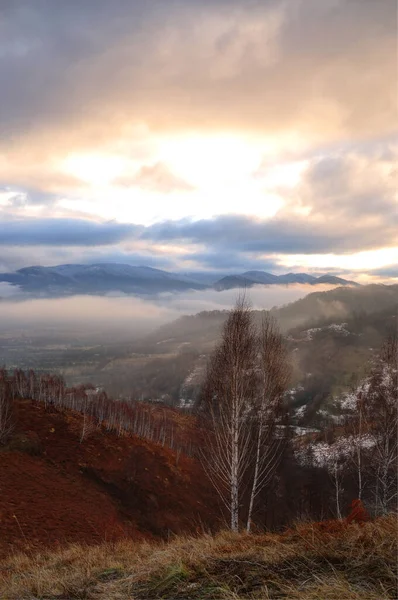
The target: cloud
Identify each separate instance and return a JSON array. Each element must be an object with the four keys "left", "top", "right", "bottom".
[
  {"left": 181, "top": 249, "right": 280, "bottom": 272},
  {"left": 0, "top": 0, "right": 394, "bottom": 152},
  {"left": 0, "top": 282, "right": 24, "bottom": 297},
  {"left": 0, "top": 210, "right": 387, "bottom": 255},
  {"left": 0, "top": 186, "right": 59, "bottom": 207},
  {"left": 369, "top": 265, "right": 398, "bottom": 278},
  {"left": 1, "top": 141, "right": 396, "bottom": 266},
  {"left": 0, "top": 1, "right": 395, "bottom": 277},
  {"left": 116, "top": 162, "right": 194, "bottom": 193},
  {"left": 297, "top": 150, "right": 397, "bottom": 222},
  {"left": 0, "top": 218, "right": 141, "bottom": 246},
  {"left": 145, "top": 210, "right": 396, "bottom": 255}
]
